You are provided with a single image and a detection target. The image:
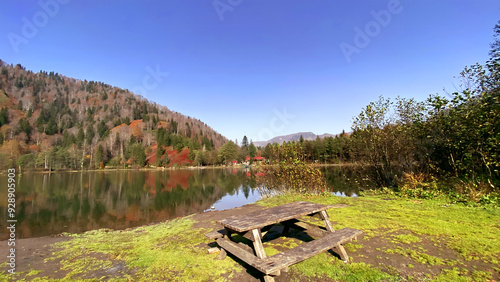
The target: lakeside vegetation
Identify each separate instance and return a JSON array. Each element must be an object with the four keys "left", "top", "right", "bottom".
[
  {"left": 2, "top": 193, "right": 498, "bottom": 281},
  {"left": 256, "top": 22, "right": 499, "bottom": 206},
  {"left": 2, "top": 23, "right": 498, "bottom": 207}
]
